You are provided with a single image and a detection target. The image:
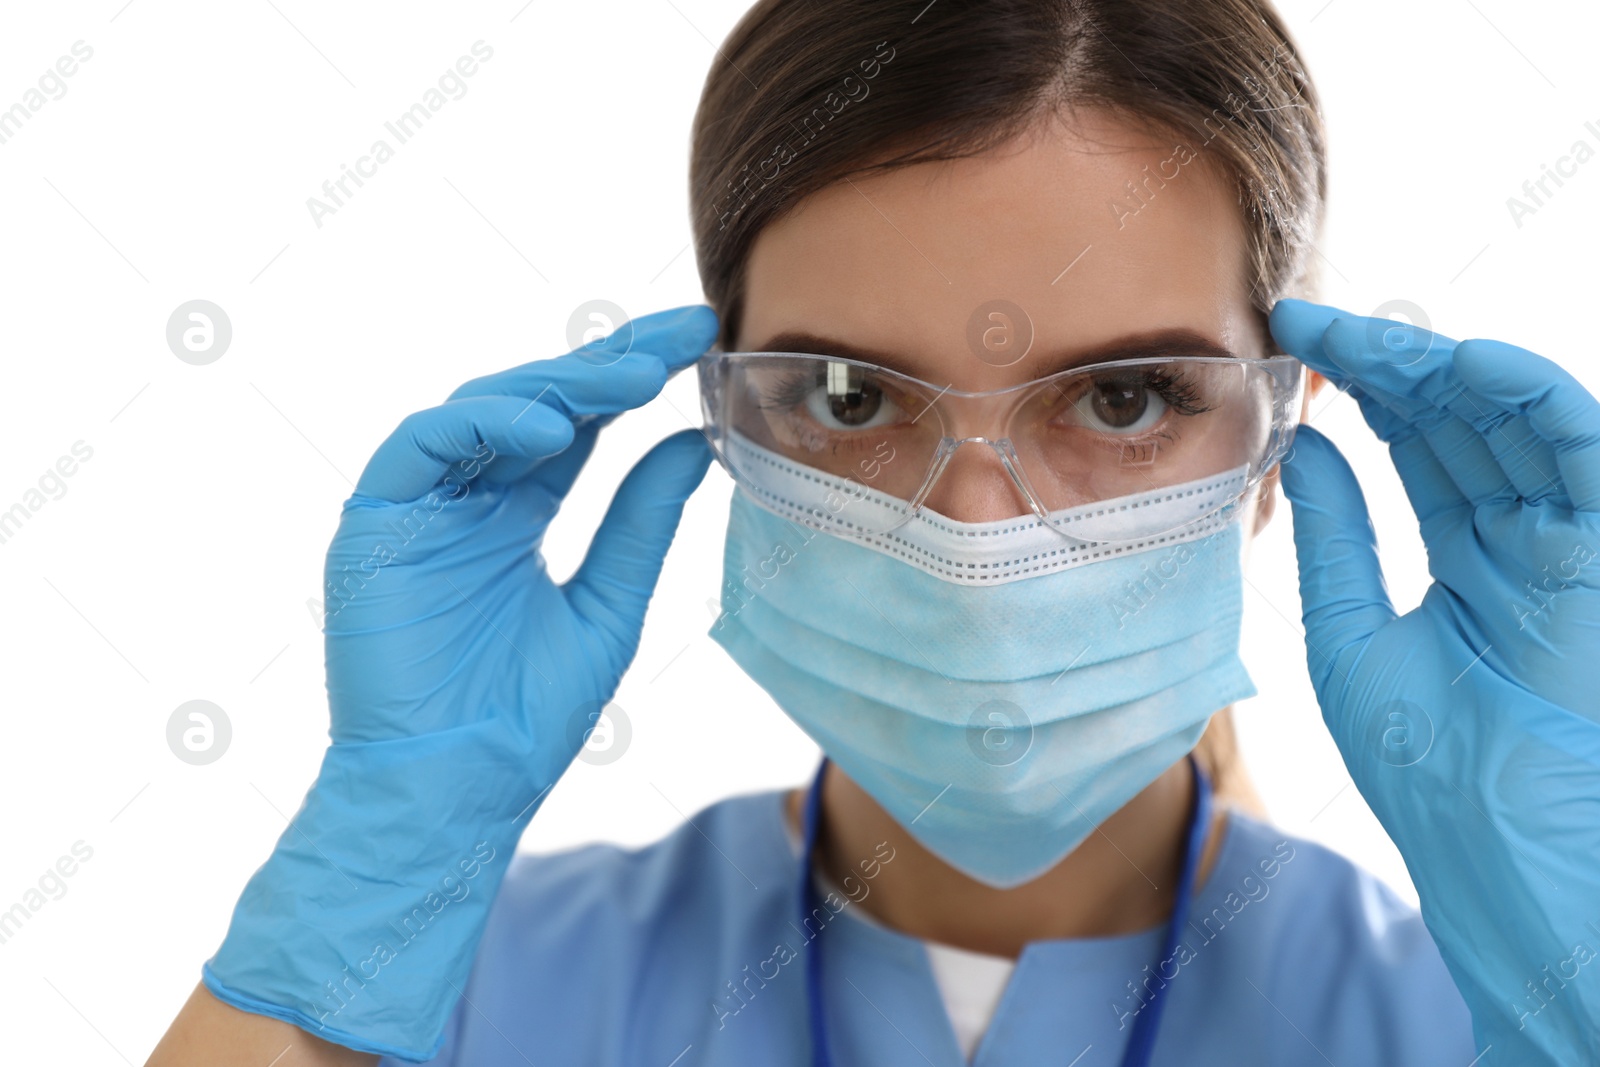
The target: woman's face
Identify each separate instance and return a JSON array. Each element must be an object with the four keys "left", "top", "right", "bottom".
[{"left": 736, "top": 107, "right": 1292, "bottom": 535}]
